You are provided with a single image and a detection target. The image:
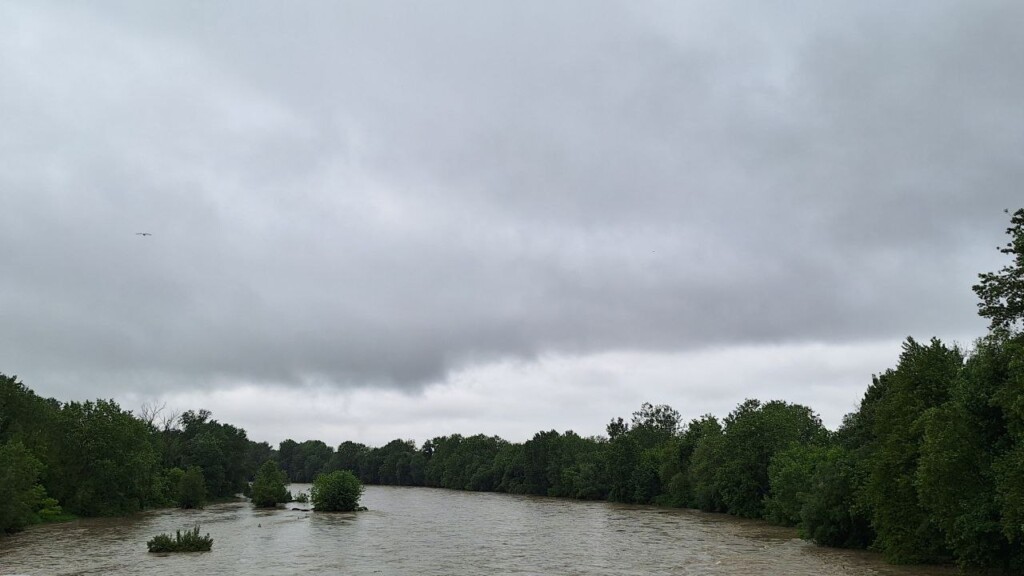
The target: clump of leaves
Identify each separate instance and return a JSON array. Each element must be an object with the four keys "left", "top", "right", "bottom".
[{"left": 147, "top": 524, "right": 213, "bottom": 552}]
